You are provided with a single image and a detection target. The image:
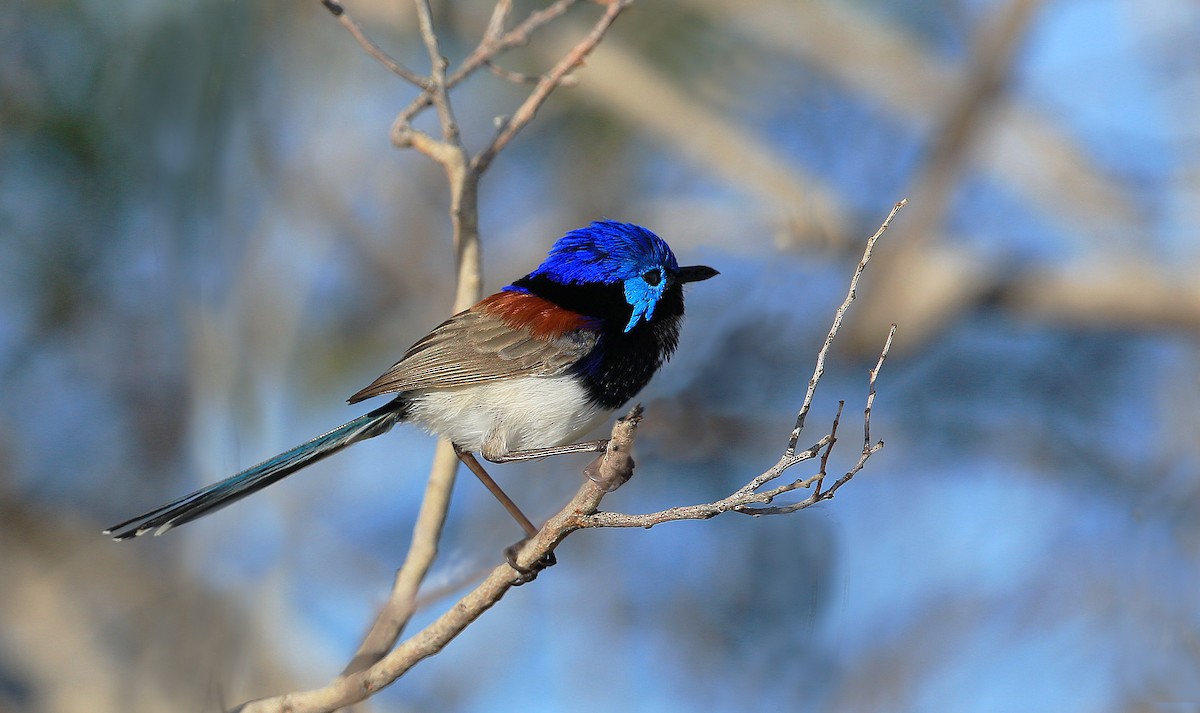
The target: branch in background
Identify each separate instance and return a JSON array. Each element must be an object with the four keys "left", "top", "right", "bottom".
[
  {"left": 544, "top": 31, "right": 850, "bottom": 247},
  {"left": 724, "top": 0, "right": 1135, "bottom": 243},
  {"left": 391, "top": 0, "right": 585, "bottom": 148},
  {"left": 413, "top": 0, "right": 464, "bottom": 151},
  {"left": 471, "top": 0, "right": 631, "bottom": 175},
  {"left": 484, "top": 58, "right": 579, "bottom": 87},
  {"left": 846, "top": 0, "right": 1043, "bottom": 353},
  {"left": 320, "top": 0, "right": 429, "bottom": 87}
]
